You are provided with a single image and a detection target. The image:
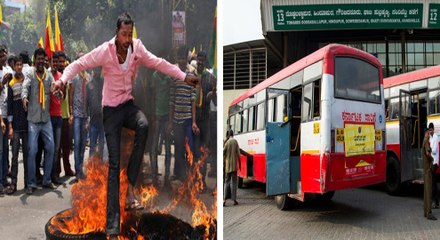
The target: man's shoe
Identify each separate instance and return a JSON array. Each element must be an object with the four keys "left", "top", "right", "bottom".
[
  {"left": 42, "top": 183, "right": 57, "bottom": 189},
  {"left": 427, "top": 215, "right": 437, "bottom": 220},
  {"left": 5, "top": 185, "right": 16, "bottom": 195},
  {"left": 65, "top": 170, "right": 75, "bottom": 177},
  {"left": 233, "top": 200, "right": 239, "bottom": 206},
  {"left": 52, "top": 178, "right": 63, "bottom": 185},
  {"left": 26, "top": 187, "right": 33, "bottom": 195}
]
